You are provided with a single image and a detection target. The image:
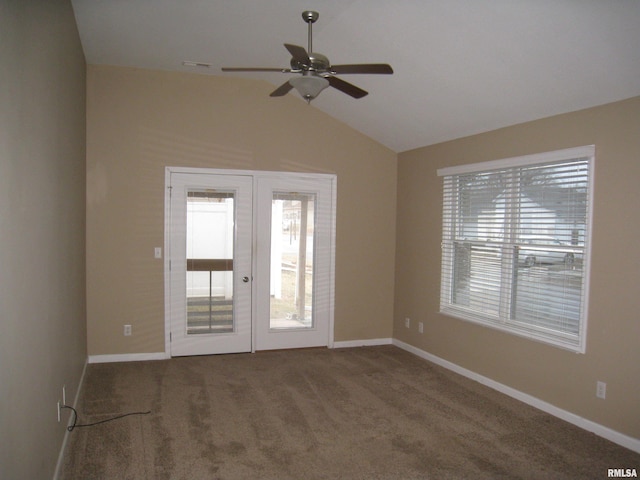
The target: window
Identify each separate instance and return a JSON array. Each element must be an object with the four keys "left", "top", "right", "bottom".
[{"left": 438, "top": 146, "right": 594, "bottom": 352}]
